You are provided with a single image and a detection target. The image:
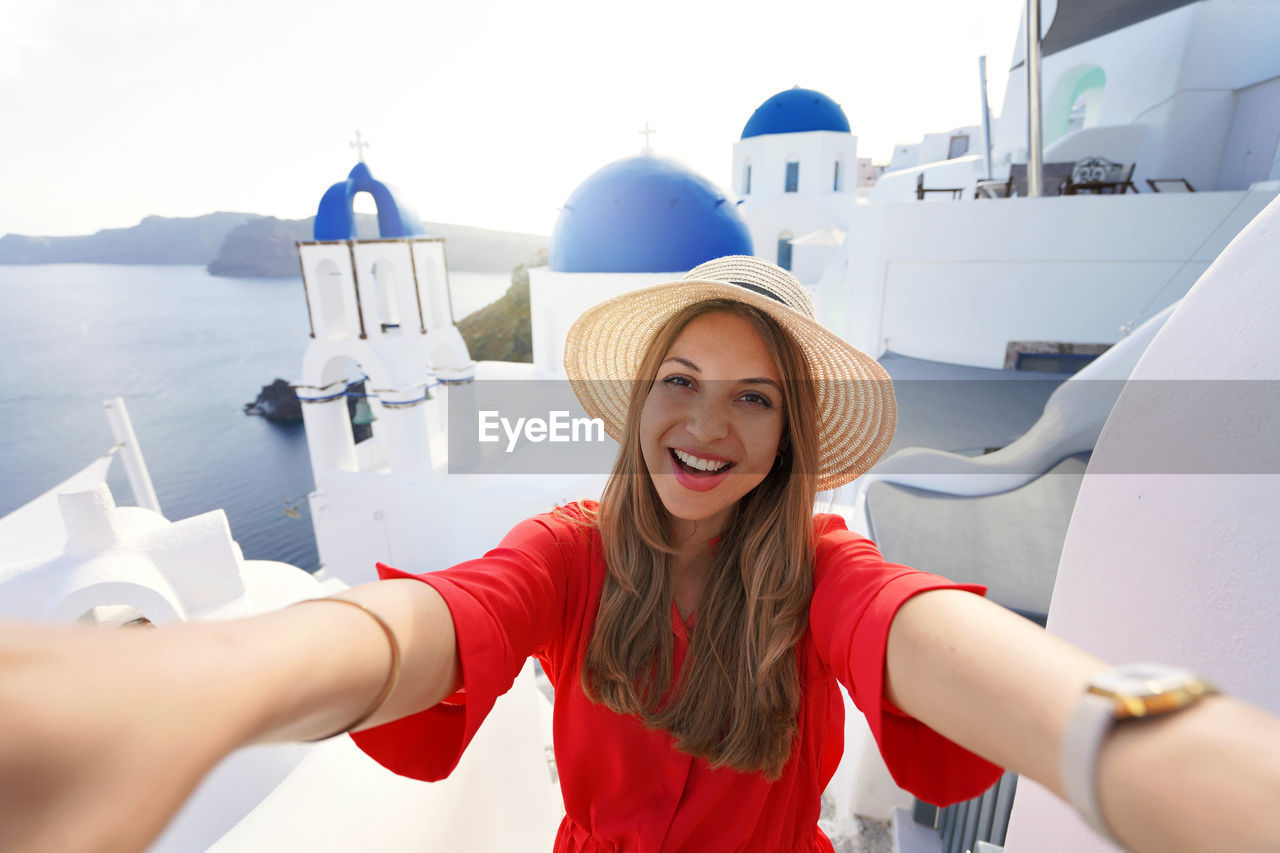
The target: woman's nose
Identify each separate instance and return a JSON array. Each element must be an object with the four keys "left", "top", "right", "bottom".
[{"left": 685, "top": 397, "right": 729, "bottom": 442}]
